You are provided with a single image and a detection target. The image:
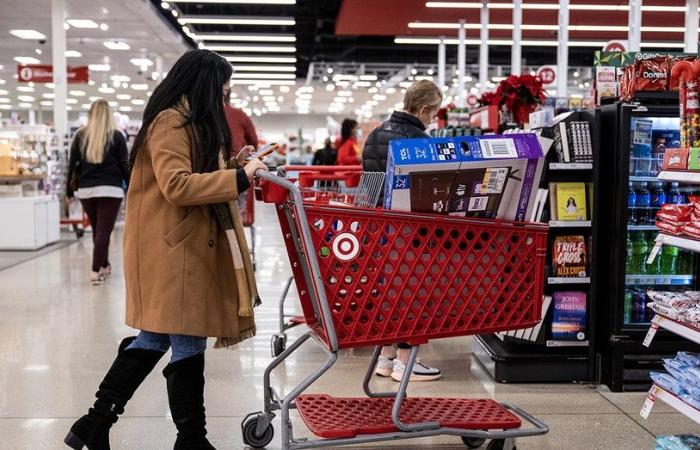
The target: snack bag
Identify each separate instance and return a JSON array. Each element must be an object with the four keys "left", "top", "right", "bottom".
[
  {"left": 650, "top": 371, "right": 686, "bottom": 395},
  {"left": 634, "top": 58, "right": 669, "bottom": 93},
  {"left": 656, "top": 220, "right": 684, "bottom": 235},
  {"left": 677, "top": 352, "right": 700, "bottom": 366},
  {"left": 663, "top": 148, "right": 690, "bottom": 170}
]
